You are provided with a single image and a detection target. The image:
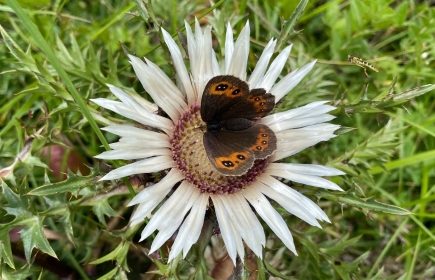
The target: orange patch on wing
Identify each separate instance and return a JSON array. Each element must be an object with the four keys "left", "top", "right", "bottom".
[
  {"left": 215, "top": 151, "right": 250, "bottom": 170},
  {"left": 249, "top": 128, "right": 271, "bottom": 152},
  {"left": 209, "top": 82, "right": 246, "bottom": 98},
  {"left": 247, "top": 95, "right": 269, "bottom": 113}
]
